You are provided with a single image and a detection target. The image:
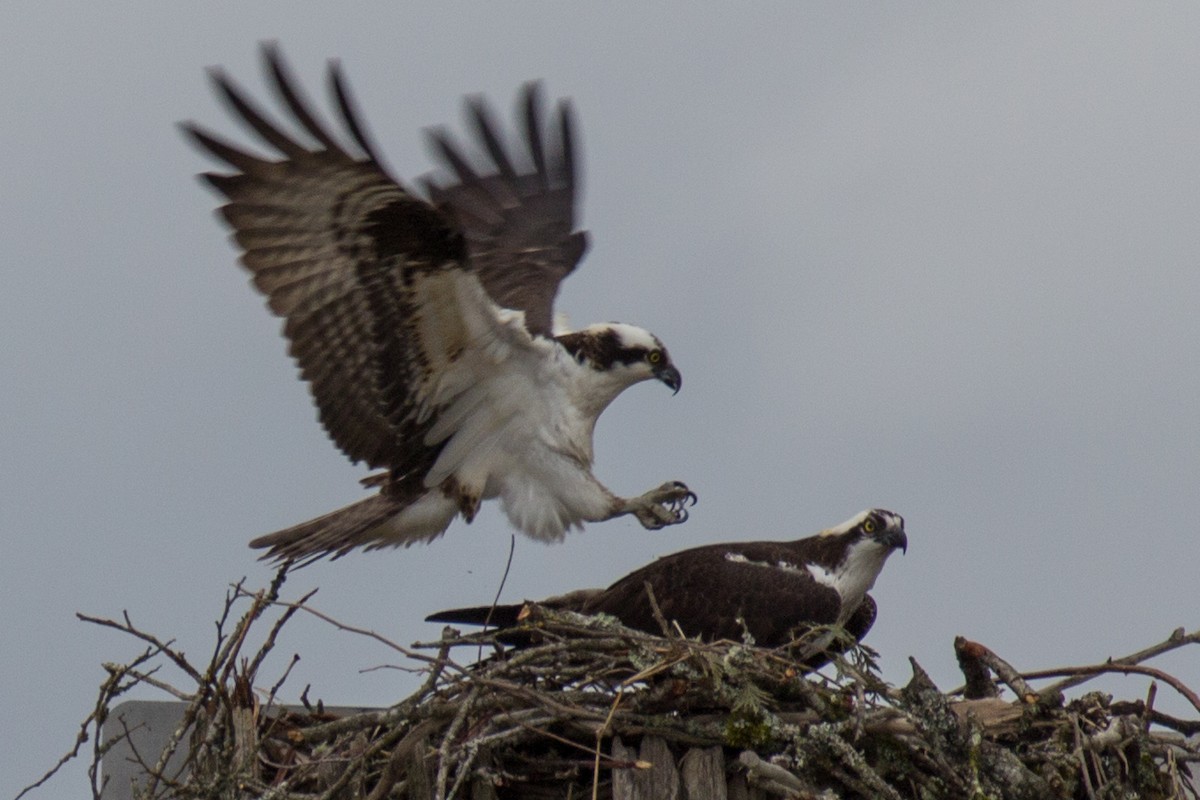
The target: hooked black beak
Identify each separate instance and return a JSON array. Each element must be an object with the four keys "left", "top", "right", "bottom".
[
  {"left": 882, "top": 528, "right": 908, "bottom": 554},
  {"left": 656, "top": 364, "right": 682, "bottom": 394}
]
